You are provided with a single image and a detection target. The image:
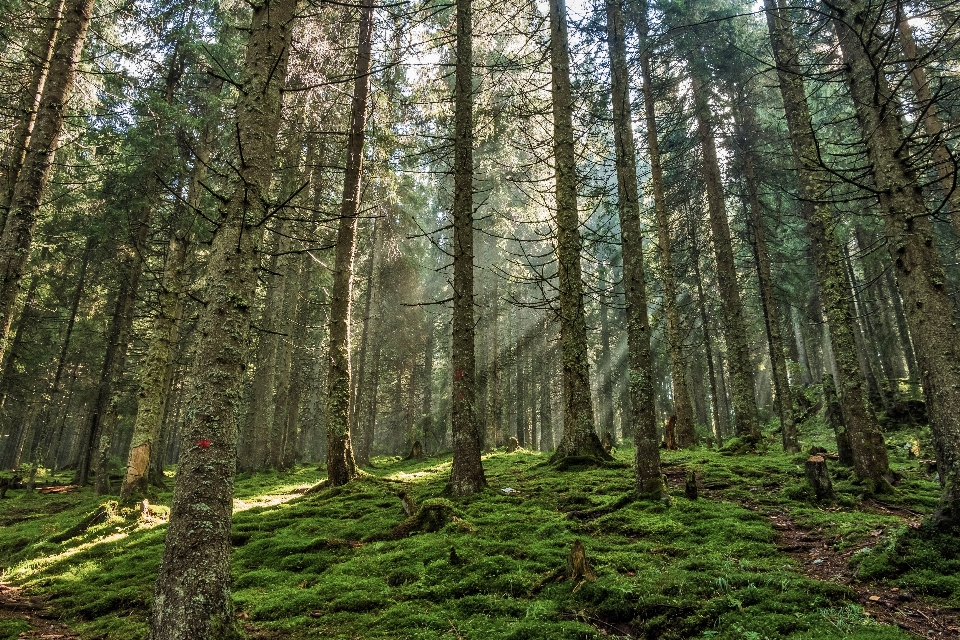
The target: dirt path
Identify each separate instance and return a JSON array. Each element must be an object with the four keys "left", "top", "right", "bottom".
[
  {"left": 766, "top": 509, "right": 959, "bottom": 638},
  {"left": 661, "top": 463, "right": 960, "bottom": 638},
  {"left": 0, "top": 582, "right": 79, "bottom": 639}
]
